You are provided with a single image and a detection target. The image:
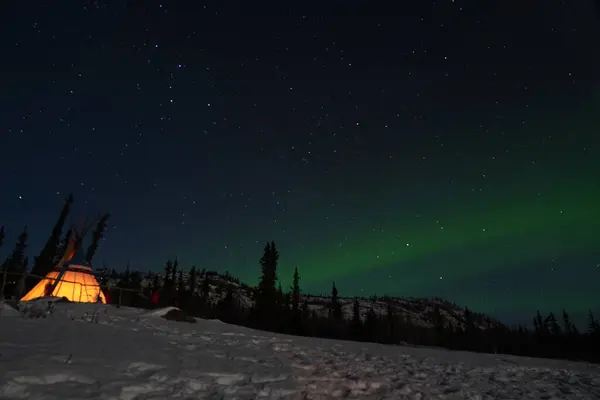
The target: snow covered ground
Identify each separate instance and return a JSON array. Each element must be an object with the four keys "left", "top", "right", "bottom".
[{"left": 1, "top": 301, "right": 599, "bottom": 399}]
